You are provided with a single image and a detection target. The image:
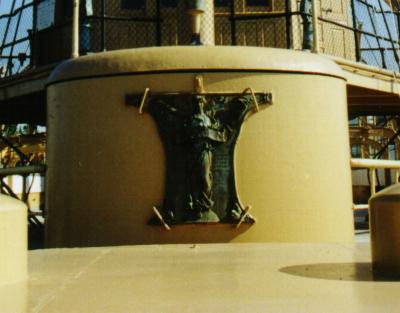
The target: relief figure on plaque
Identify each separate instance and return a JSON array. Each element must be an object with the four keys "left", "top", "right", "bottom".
[{"left": 183, "top": 95, "right": 227, "bottom": 222}]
